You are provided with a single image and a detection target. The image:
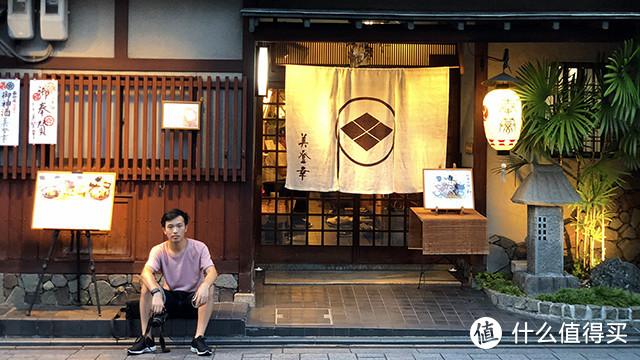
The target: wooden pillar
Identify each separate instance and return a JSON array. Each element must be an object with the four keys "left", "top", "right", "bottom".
[{"left": 473, "top": 43, "right": 488, "bottom": 216}]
